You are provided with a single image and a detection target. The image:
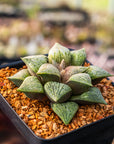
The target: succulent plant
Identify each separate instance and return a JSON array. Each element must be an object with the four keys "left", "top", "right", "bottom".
[
  {"left": 9, "top": 43, "right": 112, "bottom": 125},
  {"left": 8, "top": 69, "right": 30, "bottom": 87},
  {"left": 48, "top": 43, "right": 71, "bottom": 66},
  {"left": 71, "top": 48, "right": 86, "bottom": 66}
]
